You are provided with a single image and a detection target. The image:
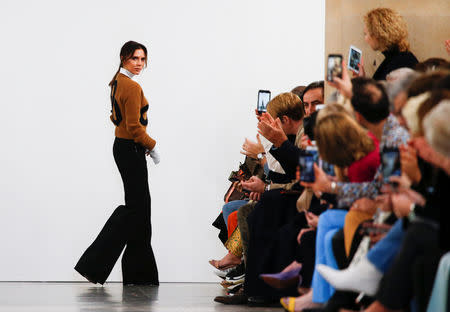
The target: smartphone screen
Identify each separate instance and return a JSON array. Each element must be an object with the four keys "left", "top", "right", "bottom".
[
  {"left": 257, "top": 90, "right": 271, "bottom": 114},
  {"left": 327, "top": 54, "right": 343, "bottom": 81},
  {"left": 381, "top": 147, "right": 401, "bottom": 183},
  {"left": 348, "top": 46, "right": 362, "bottom": 73},
  {"left": 319, "top": 159, "right": 335, "bottom": 176},
  {"left": 299, "top": 148, "right": 318, "bottom": 182}
]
